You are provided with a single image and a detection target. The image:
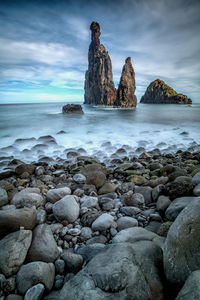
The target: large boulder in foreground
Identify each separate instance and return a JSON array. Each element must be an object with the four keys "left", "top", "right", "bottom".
[
  {"left": 163, "top": 198, "right": 200, "bottom": 287},
  {"left": 62, "top": 104, "right": 84, "bottom": 114},
  {"left": 114, "top": 57, "right": 137, "bottom": 108},
  {"left": 140, "top": 79, "right": 192, "bottom": 104},
  {"left": 51, "top": 242, "right": 163, "bottom": 300}
]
